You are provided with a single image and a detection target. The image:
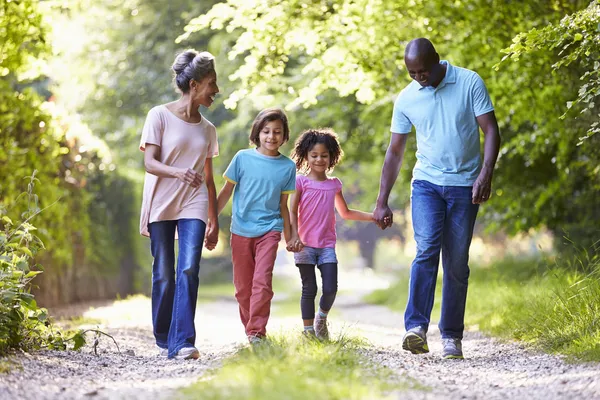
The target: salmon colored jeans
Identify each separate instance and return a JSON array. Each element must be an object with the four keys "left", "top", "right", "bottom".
[{"left": 231, "top": 231, "right": 281, "bottom": 337}]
